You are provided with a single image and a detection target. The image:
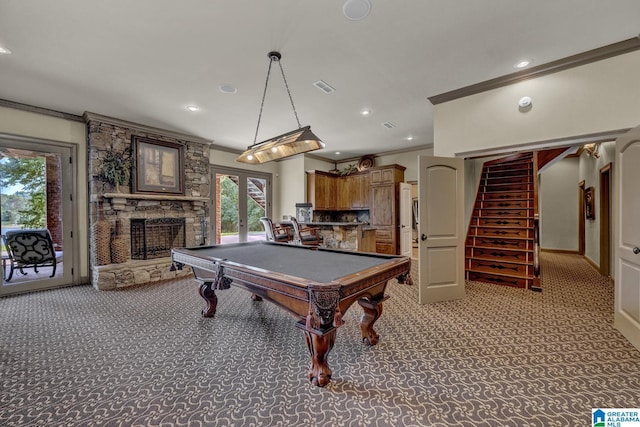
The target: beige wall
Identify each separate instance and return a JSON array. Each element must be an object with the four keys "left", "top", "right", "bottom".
[
  {"left": 0, "top": 106, "right": 88, "bottom": 279},
  {"left": 278, "top": 156, "right": 305, "bottom": 220},
  {"left": 578, "top": 141, "right": 615, "bottom": 269},
  {"left": 433, "top": 50, "right": 640, "bottom": 157},
  {"left": 536, "top": 142, "right": 615, "bottom": 273},
  {"left": 539, "top": 157, "right": 579, "bottom": 251},
  {"left": 336, "top": 147, "right": 434, "bottom": 183}
]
